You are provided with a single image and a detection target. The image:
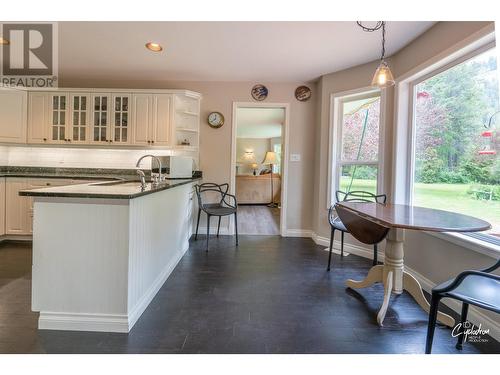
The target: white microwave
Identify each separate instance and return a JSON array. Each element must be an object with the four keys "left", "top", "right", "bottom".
[{"left": 153, "top": 156, "right": 194, "bottom": 179}]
